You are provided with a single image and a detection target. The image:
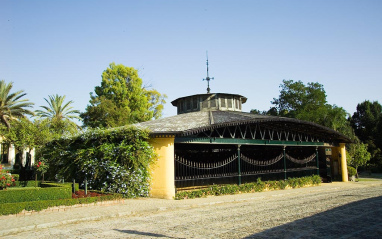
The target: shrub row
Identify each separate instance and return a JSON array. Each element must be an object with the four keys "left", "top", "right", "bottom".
[
  {"left": 14, "top": 180, "right": 40, "bottom": 187},
  {"left": 41, "top": 182, "right": 79, "bottom": 191},
  {"left": 0, "top": 193, "right": 122, "bottom": 215},
  {"left": 174, "top": 175, "right": 321, "bottom": 200},
  {"left": 0, "top": 183, "right": 74, "bottom": 203}
]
